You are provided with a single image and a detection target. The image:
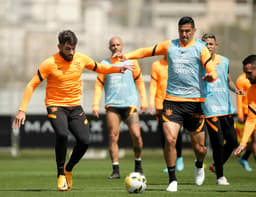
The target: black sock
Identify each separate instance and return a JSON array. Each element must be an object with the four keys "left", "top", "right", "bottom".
[
  {"left": 195, "top": 160, "right": 203, "bottom": 168},
  {"left": 242, "top": 149, "right": 252, "bottom": 160},
  {"left": 168, "top": 166, "right": 177, "bottom": 183},
  {"left": 113, "top": 164, "right": 119, "bottom": 173}
]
